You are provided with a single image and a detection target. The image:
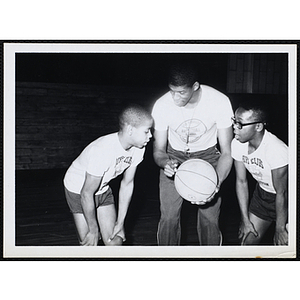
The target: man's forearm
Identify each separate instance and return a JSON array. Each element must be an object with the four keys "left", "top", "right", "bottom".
[
  {"left": 153, "top": 150, "right": 170, "bottom": 169},
  {"left": 236, "top": 180, "right": 250, "bottom": 222},
  {"left": 216, "top": 152, "right": 233, "bottom": 184},
  {"left": 275, "top": 191, "right": 288, "bottom": 229},
  {"left": 116, "top": 181, "right": 134, "bottom": 226}
]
